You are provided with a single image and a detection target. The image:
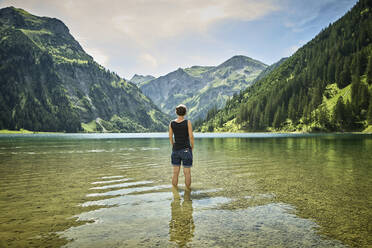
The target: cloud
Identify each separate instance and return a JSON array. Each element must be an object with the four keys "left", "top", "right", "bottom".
[
  {"left": 139, "top": 53, "right": 158, "bottom": 68},
  {"left": 0, "top": 0, "right": 280, "bottom": 78},
  {"left": 107, "top": 0, "right": 279, "bottom": 47},
  {"left": 0, "top": 0, "right": 356, "bottom": 78}
]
